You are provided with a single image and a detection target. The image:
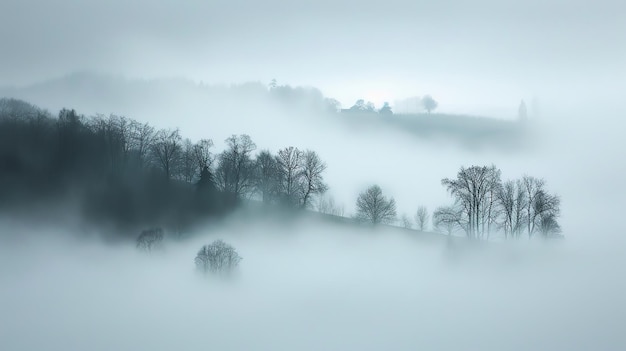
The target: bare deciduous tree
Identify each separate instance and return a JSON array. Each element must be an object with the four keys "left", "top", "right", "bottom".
[
  {"left": 521, "top": 175, "right": 545, "bottom": 236},
  {"left": 355, "top": 185, "right": 397, "bottom": 225},
  {"left": 317, "top": 195, "right": 344, "bottom": 217},
  {"left": 441, "top": 165, "right": 501, "bottom": 240},
  {"left": 521, "top": 175, "right": 561, "bottom": 238},
  {"left": 254, "top": 150, "right": 280, "bottom": 203},
  {"left": 129, "top": 120, "right": 156, "bottom": 167},
  {"left": 432, "top": 205, "right": 464, "bottom": 235},
  {"left": 275, "top": 146, "right": 303, "bottom": 205},
  {"left": 136, "top": 227, "right": 164, "bottom": 252},
  {"left": 415, "top": 206, "right": 429, "bottom": 231},
  {"left": 195, "top": 240, "right": 242, "bottom": 274},
  {"left": 215, "top": 134, "right": 257, "bottom": 197},
  {"left": 401, "top": 213, "right": 413, "bottom": 229},
  {"left": 497, "top": 179, "right": 527, "bottom": 239},
  {"left": 89, "top": 114, "right": 133, "bottom": 172},
  {"left": 193, "top": 138, "right": 214, "bottom": 171},
  {"left": 538, "top": 213, "right": 562, "bottom": 237},
  {"left": 533, "top": 189, "right": 561, "bottom": 238},
  {"left": 179, "top": 138, "right": 197, "bottom": 183},
  {"left": 299, "top": 150, "right": 328, "bottom": 208},
  {"left": 151, "top": 128, "right": 182, "bottom": 180}
]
